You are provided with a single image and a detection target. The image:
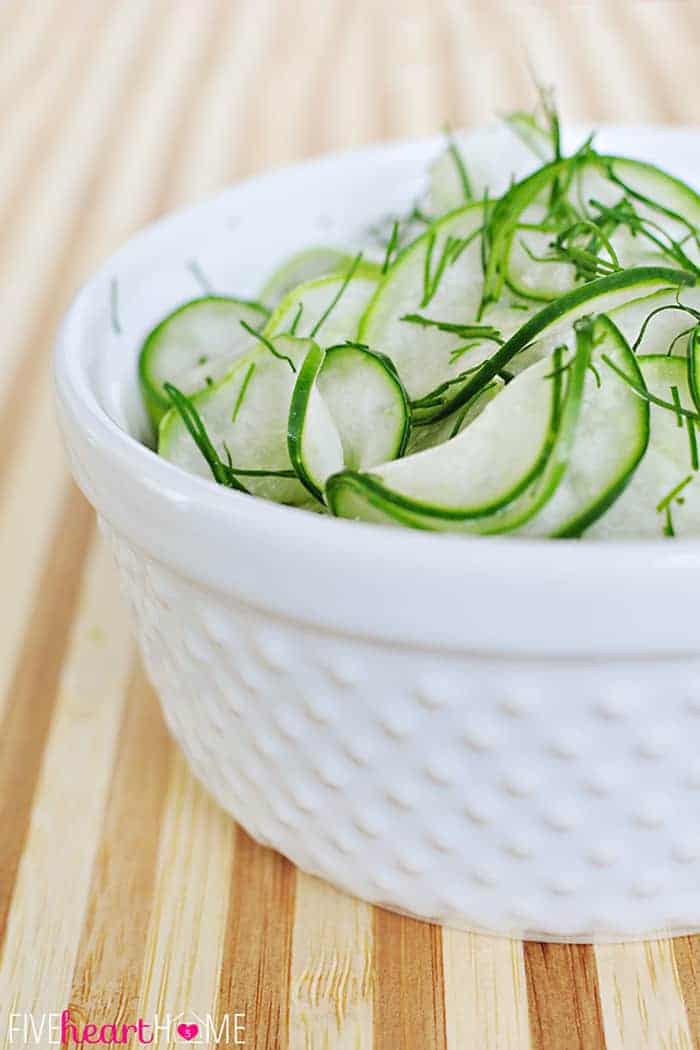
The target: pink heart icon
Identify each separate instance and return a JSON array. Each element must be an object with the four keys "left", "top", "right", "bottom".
[{"left": 177, "top": 1023, "right": 199, "bottom": 1041}]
